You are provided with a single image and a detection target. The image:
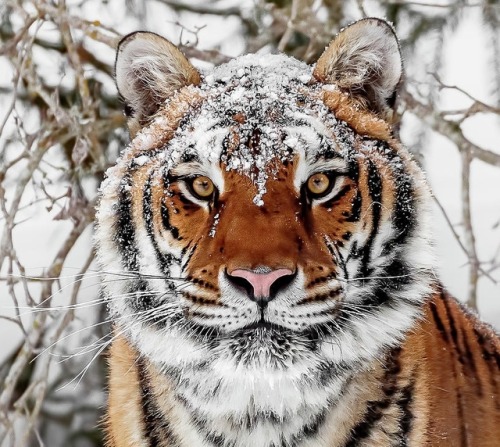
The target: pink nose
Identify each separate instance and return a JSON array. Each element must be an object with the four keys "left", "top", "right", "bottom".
[{"left": 228, "top": 268, "right": 294, "bottom": 302}]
